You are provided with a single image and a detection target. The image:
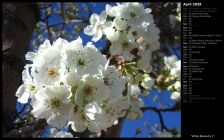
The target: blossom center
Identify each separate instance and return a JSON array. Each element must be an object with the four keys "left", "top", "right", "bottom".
[
  {"left": 103, "top": 77, "right": 112, "bottom": 86},
  {"left": 122, "top": 42, "right": 130, "bottom": 50},
  {"left": 130, "top": 12, "right": 136, "bottom": 17},
  {"left": 27, "top": 84, "right": 36, "bottom": 92},
  {"left": 96, "top": 23, "right": 102, "bottom": 31},
  {"left": 76, "top": 58, "right": 86, "bottom": 68},
  {"left": 47, "top": 67, "right": 59, "bottom": 78},
  {"left": 50, "top": 97, "right": 61, "bottom": 109},
  {"left": 132, "top": 31, "right": 138, "bottom": 37},
  {"left": 145, "top": 43, "right": 151, "bottom": 50},
  {"left": 136, "top": 36, "right": 145, "bottom": 45},
  {"left": 83, "top": 84, "right": 93, "bottom": 96}
]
